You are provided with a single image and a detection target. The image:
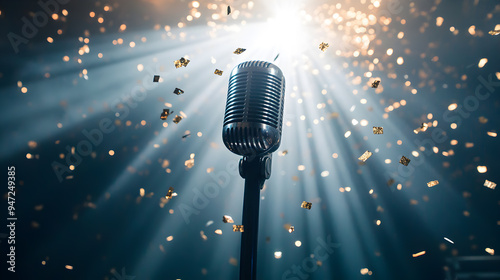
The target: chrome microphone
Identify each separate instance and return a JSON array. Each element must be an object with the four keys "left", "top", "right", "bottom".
[{"left": 222, "top": 60, "right": 286, "bottom": 157}]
